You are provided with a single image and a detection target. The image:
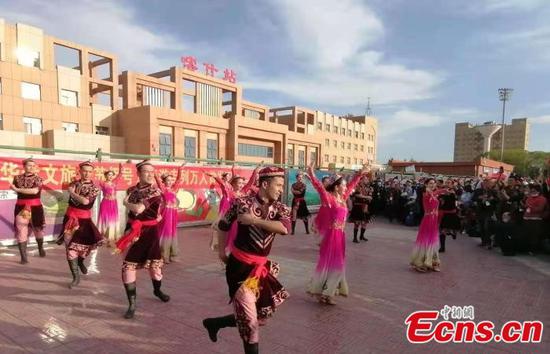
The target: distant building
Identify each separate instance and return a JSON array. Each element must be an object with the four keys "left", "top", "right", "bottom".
[
  {"left": 454, "top": 119, "right": 529, "bottom": 162},
  {"left": 389, "top": 158, "right": 514, "bottom": 177}
]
